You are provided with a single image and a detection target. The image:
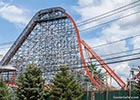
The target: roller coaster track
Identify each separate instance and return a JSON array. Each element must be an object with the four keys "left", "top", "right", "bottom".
[{"left": 0, "top": 7, "right": 126, "bottom": 91}]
